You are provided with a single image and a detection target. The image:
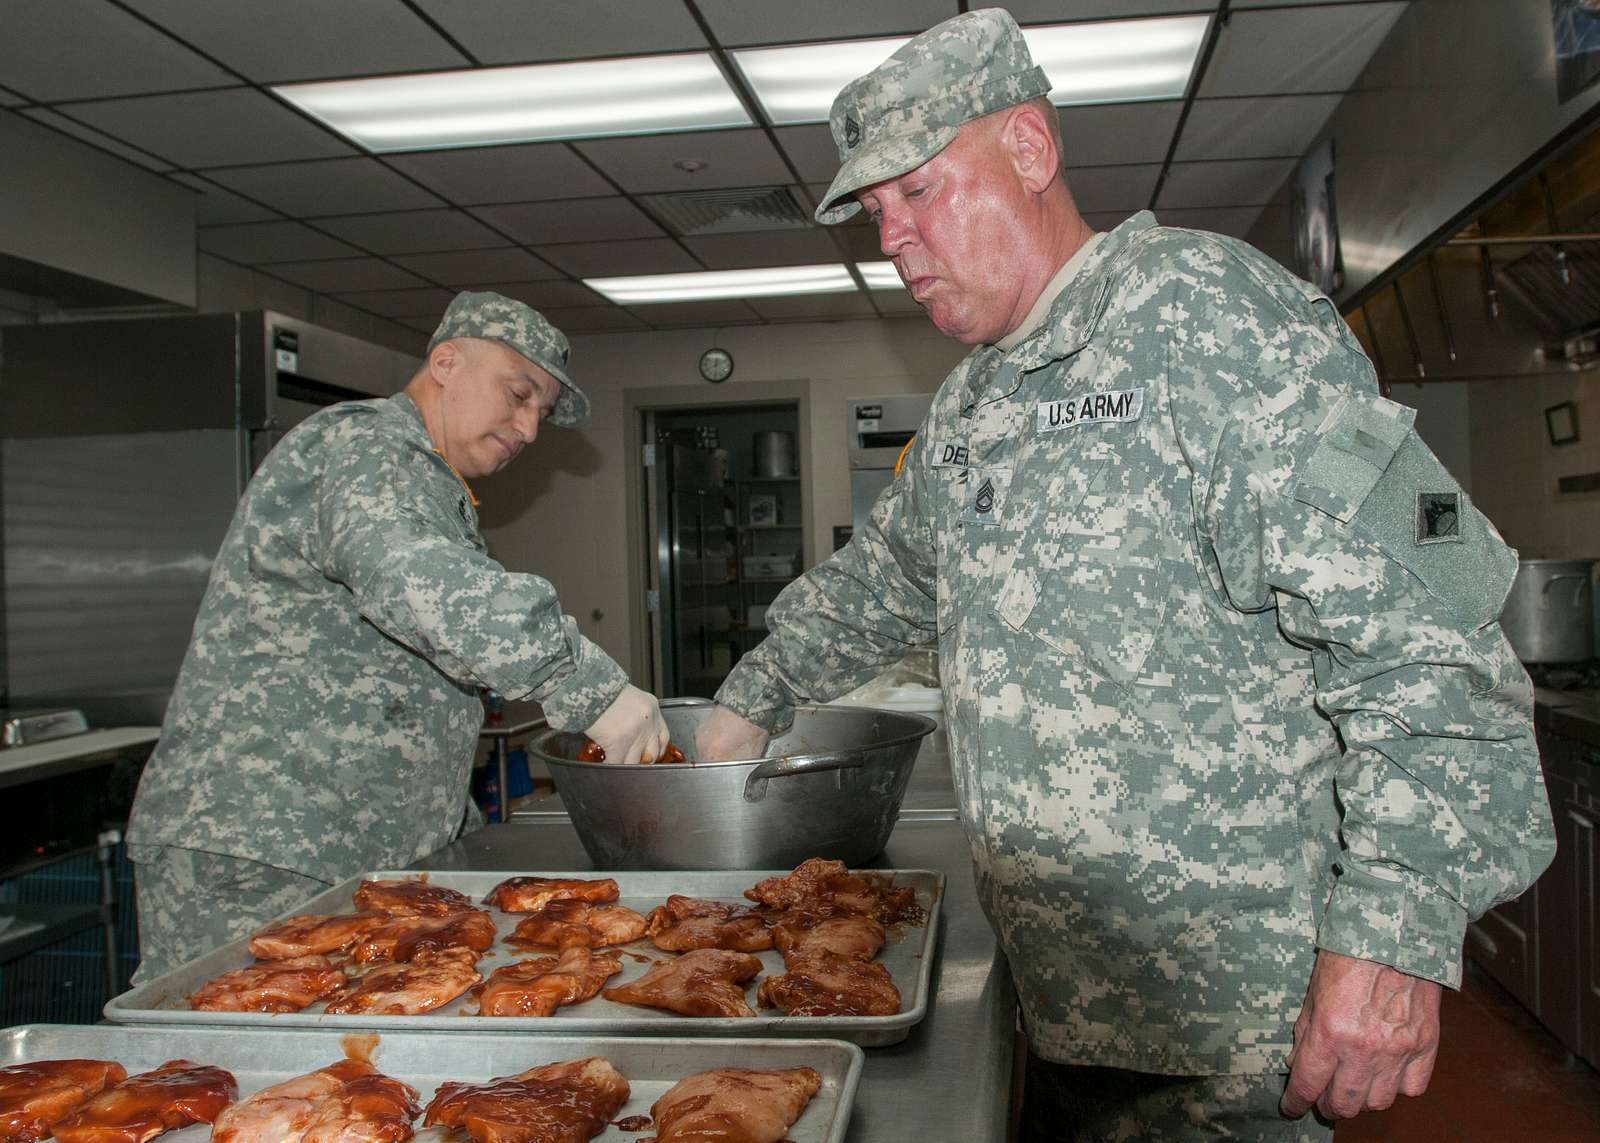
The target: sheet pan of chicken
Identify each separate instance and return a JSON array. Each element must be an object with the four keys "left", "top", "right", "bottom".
[
  {"left": 0, "top": 1026, "right": 863, "bottom": 1143},
  {"left": 104, "top": 868, "right": 942, "bottom": 1046}
]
